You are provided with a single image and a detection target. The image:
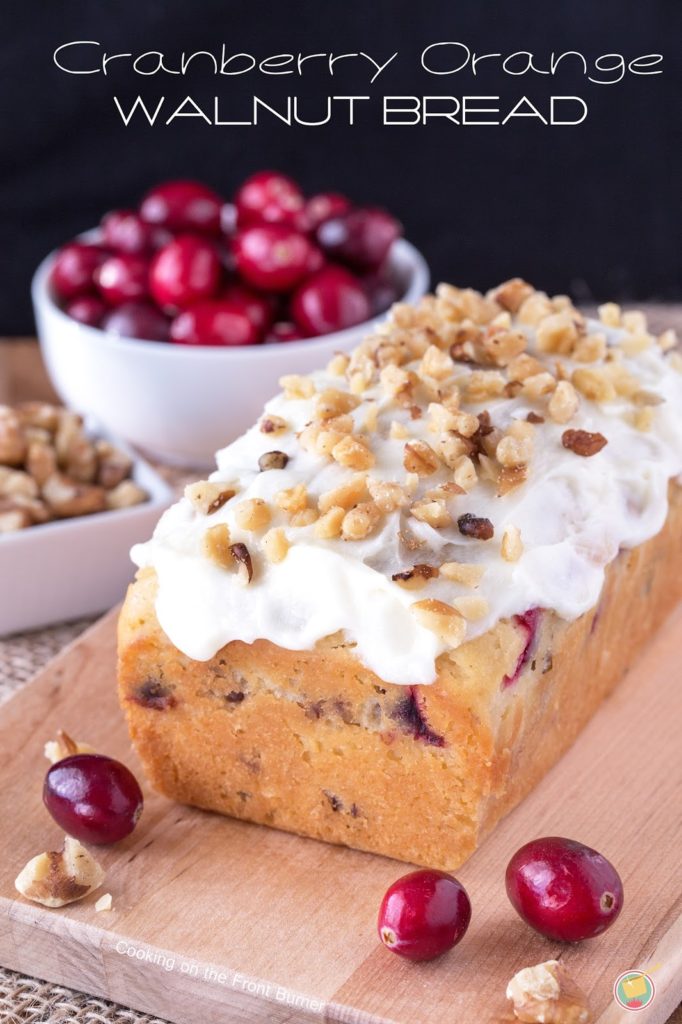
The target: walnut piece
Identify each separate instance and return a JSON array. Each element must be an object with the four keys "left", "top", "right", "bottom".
[
  {"left": 185, "top": 480, "right": 236, "bottom": 515},
  {"left": 44, "top": 729, "right": 95, "bottom": 764},
  {"left": 561, "top": 430, "right": 608, "bottom": 457},
  {"left": 457, "top": 513, "right": 494, "bottom": 540},
  {"left": 42, "top": 473, "right": 106, "bottom": 518},
  {"left": 15, "top": 836, "right": 105, "bottom": 908},
  {"left": 258, "top": 450, "right": 289, "bottom": 471},
  {"left": 506, "top": 960, "right": 591, "bottom": 1024}
]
